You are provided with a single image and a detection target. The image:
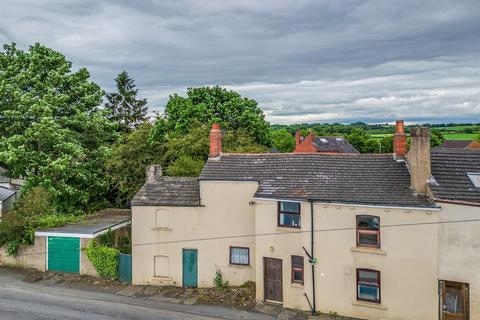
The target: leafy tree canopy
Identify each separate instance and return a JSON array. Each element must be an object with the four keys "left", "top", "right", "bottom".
[
  {"left": 105, "top": 71, "right": 148, "bottom": 132},
  {"left": 271, "top": 128, "right": 295, "bottom": 152},
  {"left": 154, "top": 86, "right": 271, "bottom": 146},
  {"left": 162, "top": 125, "right": 268, "bottom": 177},
  {"left": 0, "top": 43, "right": 117, "bottom": 212},
  {"left": 105, "top": 123, "right": 163, "bottom": 207}
]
